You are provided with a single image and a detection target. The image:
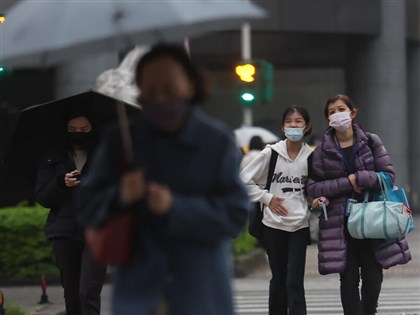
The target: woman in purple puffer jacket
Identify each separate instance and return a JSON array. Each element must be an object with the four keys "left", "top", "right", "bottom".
[{"left": 307, "top": 94, "right": 411, "bottom": 315}]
